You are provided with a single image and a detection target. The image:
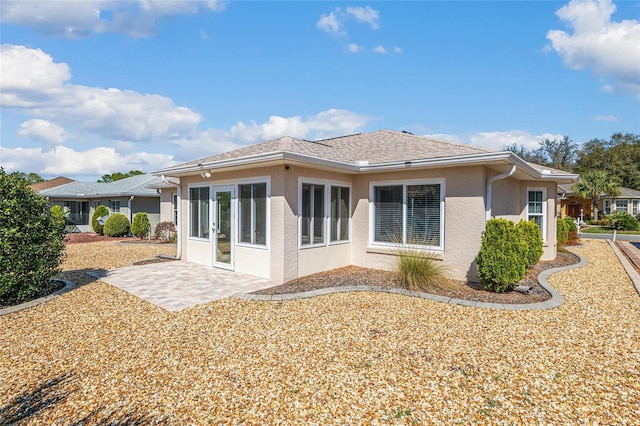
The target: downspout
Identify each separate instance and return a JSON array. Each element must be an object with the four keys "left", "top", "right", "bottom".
[
  {"left": 128, "top": 195, "right": 134, "bottom": 225},
  {"left": 162, "top": 175, "right": 182, "bottom": 260},
  {"left": 485, "top": 164, "right": 517, "bottom": 220}
]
